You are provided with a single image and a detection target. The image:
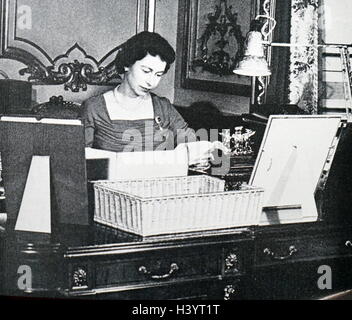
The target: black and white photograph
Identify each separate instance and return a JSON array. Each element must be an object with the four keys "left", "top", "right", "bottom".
[{"left": 1, "top": 0, "right": 352, "bottom": 310}]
